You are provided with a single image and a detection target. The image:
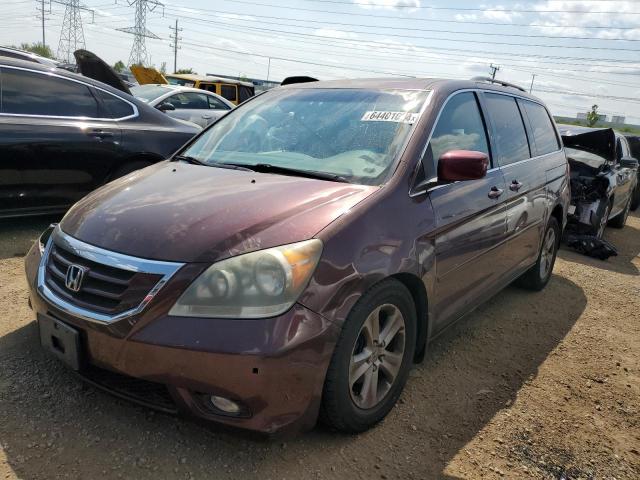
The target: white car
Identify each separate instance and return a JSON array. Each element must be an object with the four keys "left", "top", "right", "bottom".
[{"left": 131, "top": 84, "right": 234, "bottom": 128}]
